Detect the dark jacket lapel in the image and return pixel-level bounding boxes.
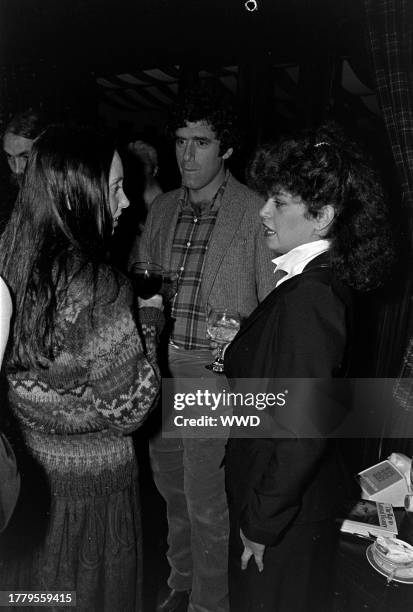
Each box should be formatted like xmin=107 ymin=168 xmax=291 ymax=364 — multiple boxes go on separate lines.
xmin=233 ymin=251 xmax=331 ymax=341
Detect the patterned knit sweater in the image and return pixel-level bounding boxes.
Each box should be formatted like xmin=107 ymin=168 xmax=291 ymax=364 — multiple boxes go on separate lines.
xmin=6 ymin=264 xmax=163 ymax=496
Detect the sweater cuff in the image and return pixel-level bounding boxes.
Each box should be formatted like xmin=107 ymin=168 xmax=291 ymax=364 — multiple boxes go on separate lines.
xmin=139 ymin=307 xmax=165 ymax=333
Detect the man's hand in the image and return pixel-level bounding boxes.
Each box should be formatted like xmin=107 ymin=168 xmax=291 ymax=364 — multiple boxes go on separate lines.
xmin=240 ymin=529 xmax=265 ymax=572
xmin=209 ymin=339 xmax=220 ymax=359
xmin=208 ymin=341 xmax=231 ymax=360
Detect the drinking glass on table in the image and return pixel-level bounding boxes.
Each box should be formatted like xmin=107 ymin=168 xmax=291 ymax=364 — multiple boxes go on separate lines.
xmin=130 ymin=262 xmax=164 ymax=299
xmin=206 ymin=309 xmax=241 ymax=373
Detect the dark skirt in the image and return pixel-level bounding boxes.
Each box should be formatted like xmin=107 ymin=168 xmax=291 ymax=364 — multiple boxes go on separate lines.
xmin=0 ymin=429 xmax=142 ymax=612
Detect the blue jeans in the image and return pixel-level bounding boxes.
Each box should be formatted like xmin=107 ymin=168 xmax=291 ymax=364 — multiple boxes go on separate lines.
xmin=150 ymin=346 xmax=229 ymax=612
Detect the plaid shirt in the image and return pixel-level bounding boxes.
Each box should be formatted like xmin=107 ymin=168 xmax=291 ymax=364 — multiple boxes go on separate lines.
xmin=169 ymin=172 xmax=229 ymax=349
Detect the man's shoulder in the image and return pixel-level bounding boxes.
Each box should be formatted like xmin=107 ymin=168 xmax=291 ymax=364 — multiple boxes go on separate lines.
xmin=225 ymin=174 xmax=264 ymax=208
xmin=151 ymin=188 xmax=181 ymax=208
xmin=145 ymin=188 xmax=181 ymax=230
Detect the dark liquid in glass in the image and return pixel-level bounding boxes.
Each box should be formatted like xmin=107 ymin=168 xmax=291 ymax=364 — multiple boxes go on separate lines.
xmin=133 ymin=273 xmax=163 ymax=299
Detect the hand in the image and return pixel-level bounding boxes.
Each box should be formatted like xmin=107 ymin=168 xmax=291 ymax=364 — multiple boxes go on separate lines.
xmin=240 ymin=529 xmax=265 ymax=572
xmin=138 ymin=294 xmax=163 ymax=310
xmin=209 ymin=341 xmax=231 ymax=360
xmin=209 ymin=339 xmax=220 ymax=359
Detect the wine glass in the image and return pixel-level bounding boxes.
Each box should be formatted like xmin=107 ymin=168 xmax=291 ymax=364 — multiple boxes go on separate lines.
xmin=206 ymin=309 xmax=241 ymax=373
xmin=130 ymin=261 xmax=164 ymax=299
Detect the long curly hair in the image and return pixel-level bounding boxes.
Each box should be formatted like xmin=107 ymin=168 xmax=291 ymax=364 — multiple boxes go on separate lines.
xmin=248 ymin=122 xmax=395 ymax=291
xmin=0 ymin=124 xmax=117 ymax=369
xmin=166 ymin=86 xmax=241 ymax=155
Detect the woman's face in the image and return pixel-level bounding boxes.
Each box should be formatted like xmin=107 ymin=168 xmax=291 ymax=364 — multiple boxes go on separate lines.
xmin=109 ymin=151 xmax=130 ymax=228
xmin=259 ymin=189 xmax=321 ymax=254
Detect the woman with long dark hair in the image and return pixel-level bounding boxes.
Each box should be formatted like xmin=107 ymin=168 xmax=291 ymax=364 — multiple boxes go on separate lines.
xmin=224 ymin=123 xmax=394 ymax=611
xmin=0 ymin=125 xmax=163 ymax=610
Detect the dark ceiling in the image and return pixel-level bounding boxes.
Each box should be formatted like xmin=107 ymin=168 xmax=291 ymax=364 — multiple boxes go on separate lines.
xmin=1 ymin=0 xmax=366 ymax=73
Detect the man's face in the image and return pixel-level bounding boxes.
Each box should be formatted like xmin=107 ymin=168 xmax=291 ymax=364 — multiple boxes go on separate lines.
xmin=175 ymin=121 xmax=232 ymax=196
xmin=3 ymin=132 xmax=34 ymax=184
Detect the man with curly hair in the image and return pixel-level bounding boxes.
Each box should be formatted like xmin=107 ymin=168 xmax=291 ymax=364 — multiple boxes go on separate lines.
xmin=130 ymin=87 xmax=274 ymax=612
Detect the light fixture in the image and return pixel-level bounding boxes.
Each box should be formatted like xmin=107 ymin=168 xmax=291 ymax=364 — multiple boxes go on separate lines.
xmin=244 ymin=0 xmax=258 ymax=12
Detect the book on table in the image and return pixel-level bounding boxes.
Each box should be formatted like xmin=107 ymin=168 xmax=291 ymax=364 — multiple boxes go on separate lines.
xmin=358 ymin=459 xmax=409 ymax=506
xmin=339 ymin=500 xmax=398 ymax=538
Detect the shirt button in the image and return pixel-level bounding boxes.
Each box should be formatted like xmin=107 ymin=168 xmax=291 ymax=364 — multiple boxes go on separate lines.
xmin=187 ymin=241 xmax=191 ymax=246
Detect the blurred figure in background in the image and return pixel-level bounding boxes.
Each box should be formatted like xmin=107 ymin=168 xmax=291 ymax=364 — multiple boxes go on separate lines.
xmin=128 ymin=140 xmax=163 ymax=213
xmin=0 ymin=124 xmax=163 ymax=610
xmin=0 ymin=108 xmax=46 ymax=235
xmin=2 ymin=108 xmax=46 ymax=186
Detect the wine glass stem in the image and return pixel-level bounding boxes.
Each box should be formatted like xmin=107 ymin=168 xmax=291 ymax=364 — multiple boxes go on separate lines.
xmin=215 ymin=345 xmax=224 ymax=364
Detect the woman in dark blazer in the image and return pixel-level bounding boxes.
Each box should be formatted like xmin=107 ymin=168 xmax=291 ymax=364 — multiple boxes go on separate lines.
xmin=224 ymin=123 xmax=394 ymax=611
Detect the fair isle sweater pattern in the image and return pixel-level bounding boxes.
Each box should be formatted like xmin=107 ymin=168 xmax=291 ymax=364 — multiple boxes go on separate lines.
xmin=8 ymin=266 xmax=163 ymax=438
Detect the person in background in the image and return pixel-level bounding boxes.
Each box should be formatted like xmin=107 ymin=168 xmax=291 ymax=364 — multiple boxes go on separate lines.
xmin=0 ymin=108 xmax=46 ymax=235
xmin=2 ymin=108 xmax=45 ymax=186
xmin=130 ymin=87 xmax=275 ymax=612
xmin=128 ymin=140 xmax=163 ymax=212
xmin=0 ymin=276 xmax=20 ymax=533
xmin=0 ymin=125 xmax=163 ymax=610
xmin=224 ymin=123 xmax=394 ymax=612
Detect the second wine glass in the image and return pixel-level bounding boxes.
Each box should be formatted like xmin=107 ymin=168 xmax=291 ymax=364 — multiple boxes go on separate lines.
xmin=206 ymin=309 xmax=240 ymax=373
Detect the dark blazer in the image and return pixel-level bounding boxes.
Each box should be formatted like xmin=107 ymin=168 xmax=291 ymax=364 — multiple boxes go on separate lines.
xmin=129 ymin=173 xmax=275 ymax=318
xmin=224 ymin=252 xmax=353 ymax=545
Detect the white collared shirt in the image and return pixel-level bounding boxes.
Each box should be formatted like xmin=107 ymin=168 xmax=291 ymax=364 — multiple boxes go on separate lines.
xmin=272 ymin=240 xmax=330 ymax=288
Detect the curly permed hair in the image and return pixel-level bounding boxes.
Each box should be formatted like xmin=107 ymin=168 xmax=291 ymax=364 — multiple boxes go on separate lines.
xmin=166 ymin=86 xmax=241 ymax=155
xmin=248 ymin=122 xmax=395 ymax=292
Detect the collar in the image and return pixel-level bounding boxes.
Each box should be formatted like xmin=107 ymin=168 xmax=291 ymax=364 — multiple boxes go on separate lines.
xmin=272 ymin=240 xmax=330 ymax=287
xmin=178 ymin=170 xmax=230 ymax=213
